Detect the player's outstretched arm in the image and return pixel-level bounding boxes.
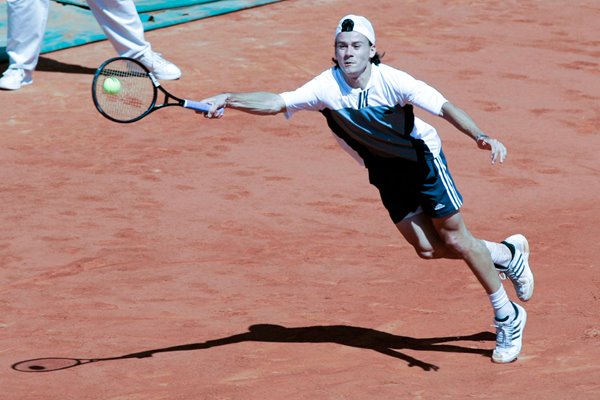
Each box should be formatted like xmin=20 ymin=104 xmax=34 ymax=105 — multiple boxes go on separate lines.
xmin=440 ymin=101 xmax=507 ymax=164
xmin=201 ymin=92 xmax=286 ymax=118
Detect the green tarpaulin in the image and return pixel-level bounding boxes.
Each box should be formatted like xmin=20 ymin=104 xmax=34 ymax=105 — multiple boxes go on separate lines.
xmin=0 ymin=0 xmax=283 ymax=63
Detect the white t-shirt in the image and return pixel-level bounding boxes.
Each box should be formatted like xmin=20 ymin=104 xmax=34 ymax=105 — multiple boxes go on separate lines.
xmin=280 ymin=64 xmax=448 ymax=163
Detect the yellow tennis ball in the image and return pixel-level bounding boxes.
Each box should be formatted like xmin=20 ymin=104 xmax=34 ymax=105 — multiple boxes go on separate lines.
xmin=103 ymin=76 xmax=121 ymax=95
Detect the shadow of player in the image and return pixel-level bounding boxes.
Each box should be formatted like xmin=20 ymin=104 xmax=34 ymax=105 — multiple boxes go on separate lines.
xmin=13 ymin=324 xmax=495 ymax=373
xmin=131 ymin=324 xmax=494 ymax=371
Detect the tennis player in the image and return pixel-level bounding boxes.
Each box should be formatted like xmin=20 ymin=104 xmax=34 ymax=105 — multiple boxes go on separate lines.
xmin=201 ymin=15 xmax=533 ymax=363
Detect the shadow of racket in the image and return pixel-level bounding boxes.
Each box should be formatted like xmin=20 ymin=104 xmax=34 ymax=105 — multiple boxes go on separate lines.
xmin=11 ymin=353 xmax=149 ymax=373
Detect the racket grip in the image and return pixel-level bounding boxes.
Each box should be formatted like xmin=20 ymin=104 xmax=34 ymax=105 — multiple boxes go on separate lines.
xmin=183 ymin=100 xmax=224 ymax=116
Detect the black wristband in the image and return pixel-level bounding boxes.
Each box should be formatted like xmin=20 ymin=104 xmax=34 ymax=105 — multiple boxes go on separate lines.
xmin=476 ymin=134 xmax=489 ymax=146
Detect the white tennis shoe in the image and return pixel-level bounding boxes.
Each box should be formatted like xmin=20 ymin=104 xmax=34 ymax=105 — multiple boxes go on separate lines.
xmin=497 ymin=234 xmax=534 ymax=302
xmin=0 ymin=68 xmax=32 ymax=90
xmin=492 ymin=302 xmax=527 ymax=363
xmin=136 ymin=51 xmax=181 ymax=80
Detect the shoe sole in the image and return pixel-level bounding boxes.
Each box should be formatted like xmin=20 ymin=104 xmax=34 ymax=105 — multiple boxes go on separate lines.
xmin=0 ymin=80 xmax=32 ymax=90
xmin=152 ymin=73 xmax=181 ymax=80
xmin=492 ymin=304 xmax=527 ymax=363
xmin=505 ymin=234 xmax=534 ymax=302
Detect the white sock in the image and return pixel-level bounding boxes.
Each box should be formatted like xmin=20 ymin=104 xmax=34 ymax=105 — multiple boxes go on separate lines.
xmin=483 ymin=240 xmax=512 ymax=268
xmin=489 ymin=285 xmax=514 ymax=321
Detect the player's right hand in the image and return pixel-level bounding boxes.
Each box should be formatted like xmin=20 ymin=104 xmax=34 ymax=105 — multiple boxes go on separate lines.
xmin=198 ymin=93 xmax=228 ymax=118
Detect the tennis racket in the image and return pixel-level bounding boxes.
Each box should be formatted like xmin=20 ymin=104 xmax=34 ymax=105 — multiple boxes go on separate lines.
xmin=92 ymin=56 xmax=221 ymax=123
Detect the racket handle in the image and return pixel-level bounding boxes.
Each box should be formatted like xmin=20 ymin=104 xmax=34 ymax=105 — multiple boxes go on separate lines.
xmin=183 ymin=100 xmax=224 ymax=116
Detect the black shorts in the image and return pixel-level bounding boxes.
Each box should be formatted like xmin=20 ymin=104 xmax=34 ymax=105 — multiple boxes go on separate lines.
xmin=365 ymin=150 xmax=463 ymax=223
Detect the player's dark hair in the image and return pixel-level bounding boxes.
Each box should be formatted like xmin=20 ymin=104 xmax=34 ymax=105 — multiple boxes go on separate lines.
xmin=333 ymin=18 xmax=382 ymax=68
xmin=341 ymin=18 xmax=354 ymax=32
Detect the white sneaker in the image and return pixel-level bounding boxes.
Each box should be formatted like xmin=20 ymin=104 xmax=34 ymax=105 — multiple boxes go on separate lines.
xmin=136 ymin=51 xmax=181 ymax=80
xmin=497 ymin=234 xmax=534 ymax=302
xmin=492 ymin=302 xmax=527 ymax=363
xmin=0 ymin=68 xmax=32 ymax=90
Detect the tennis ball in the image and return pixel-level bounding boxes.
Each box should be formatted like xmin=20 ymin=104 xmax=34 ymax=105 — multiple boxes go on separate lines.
xmin=103 ymin=76 xmax=121 ymax=95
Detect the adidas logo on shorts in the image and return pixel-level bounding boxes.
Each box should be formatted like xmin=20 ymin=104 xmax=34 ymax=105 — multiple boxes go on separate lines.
xmin=434 ymin=203 xmax=446 ymax=211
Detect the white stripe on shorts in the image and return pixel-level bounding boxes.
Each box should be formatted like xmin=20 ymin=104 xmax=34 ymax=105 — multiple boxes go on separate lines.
xmin=433 ymin=157 xmax=462 ymax=210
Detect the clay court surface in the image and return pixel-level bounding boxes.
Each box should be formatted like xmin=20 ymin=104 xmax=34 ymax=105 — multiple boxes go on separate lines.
xmin=1 ymin=0 xmax=599 ymax=398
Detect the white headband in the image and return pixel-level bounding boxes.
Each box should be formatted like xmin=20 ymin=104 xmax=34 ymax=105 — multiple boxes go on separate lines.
xmin=335 ymin=15 xmax=376 ymax=44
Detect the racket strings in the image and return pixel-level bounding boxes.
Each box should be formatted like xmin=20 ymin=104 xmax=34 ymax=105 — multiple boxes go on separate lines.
xmin=94 ymin=59 xmax=156 ymax=121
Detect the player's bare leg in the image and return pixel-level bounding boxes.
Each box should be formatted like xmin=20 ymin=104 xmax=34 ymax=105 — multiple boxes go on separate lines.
xmin=395 ymin=211 xmax=527 ymax=363
xmin=396 ymin=211 xmax=459 ymax=260
xmin=397 ymin=212 xmax=534 ymax=301
xmin=430 ymin=212 xmax=500 ymax=293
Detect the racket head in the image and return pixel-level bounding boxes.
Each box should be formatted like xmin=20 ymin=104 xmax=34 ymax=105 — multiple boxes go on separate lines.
xmin=12 ymin=357 xmax=95 ymax=372
xmin=92 ymin=57 xmax=158 ymax=123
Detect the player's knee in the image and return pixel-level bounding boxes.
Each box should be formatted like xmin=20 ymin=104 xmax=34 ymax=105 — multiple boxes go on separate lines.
xmin=413 ymin=246 xmax=446 ymax=260
xmin=401 ymin=231 xmax=449 ymax=260
xmin=415 ymin=249 xmax=436 ymax=260
xmin=440 ymin=234 xmax=472 ymax=257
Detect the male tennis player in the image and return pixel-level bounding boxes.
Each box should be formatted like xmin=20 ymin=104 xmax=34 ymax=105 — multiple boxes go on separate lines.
xmin=201 ymin=15 xmax=533 ymax=363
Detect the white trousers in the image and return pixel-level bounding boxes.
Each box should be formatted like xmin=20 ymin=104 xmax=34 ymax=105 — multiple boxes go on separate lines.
xmin=5 ymin=0 xmax=151 ymax=74
xmin=87 ymin=0 xmax=150 ymax=58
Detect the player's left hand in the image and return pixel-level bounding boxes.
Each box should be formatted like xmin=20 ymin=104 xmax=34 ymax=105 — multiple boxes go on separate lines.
xmin=476 ymin=135 xmax=507 ymax=165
